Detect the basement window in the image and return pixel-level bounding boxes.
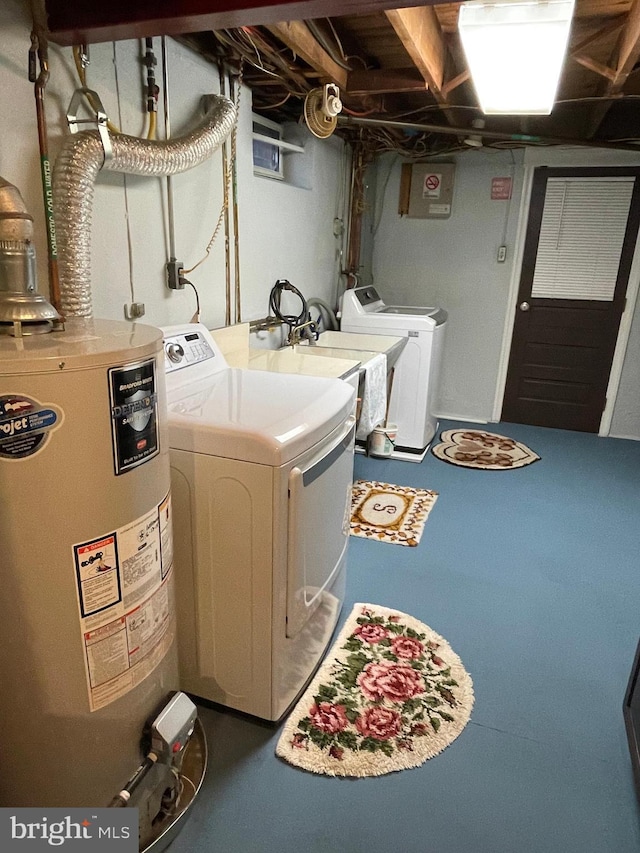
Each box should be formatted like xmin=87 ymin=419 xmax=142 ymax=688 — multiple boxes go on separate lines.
xmin=252 ymin=114 xmax=305 ymax=181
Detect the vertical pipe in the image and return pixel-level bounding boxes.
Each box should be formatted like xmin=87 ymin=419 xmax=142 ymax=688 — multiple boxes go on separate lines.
xmin=231 ymin=71 xmax=241 ymax=323
xmin=30 ymin=30 xmax=62 ymax=315
xmin=161 ymin=37 xmax=177 ymax=263
xmin=219 ymin=61 xmax=232 ymax=327
xmin=345 ymin=140 xmax=366 ymax=287
xmin=144 ymin=38 xmax=158 ymax=140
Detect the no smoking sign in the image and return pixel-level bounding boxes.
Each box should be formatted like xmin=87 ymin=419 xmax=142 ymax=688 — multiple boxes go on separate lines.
xmin=423 ymin=173 xmax=441 ymax=198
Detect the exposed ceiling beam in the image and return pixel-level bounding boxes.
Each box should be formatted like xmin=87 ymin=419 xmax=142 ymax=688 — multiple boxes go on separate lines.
xmin=607 ymin=0 xmax=640 ymax=93
xmin=441 ymin=70 xmax=470 ymax=98
xmin=265 ymin=21 xmax=348 ymax=88
xmin=42 ymin=0 xmax=443 ymax=45
xmin=573 ymin=53 xmax=618 ymax=81
xmin=384 ymin=7 xmax=447 ymax=98
xmin=346 ymin=68 xmax=428 ymax=96
xmin=569 ymin=17 xmax=626 ymax=56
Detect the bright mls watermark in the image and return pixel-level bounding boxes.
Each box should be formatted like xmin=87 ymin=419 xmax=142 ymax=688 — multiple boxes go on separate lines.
xmin=0 ymin=809 xmax=138 ymax=850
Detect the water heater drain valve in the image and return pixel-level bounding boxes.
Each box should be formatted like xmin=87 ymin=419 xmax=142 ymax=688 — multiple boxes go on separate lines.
xmin=109 ymin=692 xmax=197 ymax=808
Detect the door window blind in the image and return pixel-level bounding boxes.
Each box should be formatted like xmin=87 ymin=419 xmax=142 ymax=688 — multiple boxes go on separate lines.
xmin=531 ymin=177 xmax=635 ymax=301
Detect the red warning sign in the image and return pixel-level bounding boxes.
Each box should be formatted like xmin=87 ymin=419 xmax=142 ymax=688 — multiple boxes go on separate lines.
xmin=423 ymin=173 xmax=441 ymax=199
xmin=491 ymin=177 xmax=512 ymax=200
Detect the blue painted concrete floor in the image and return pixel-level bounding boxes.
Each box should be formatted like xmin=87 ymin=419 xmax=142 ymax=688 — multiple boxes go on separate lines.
xmin=169 ymin=421 xmax=640 ymax=853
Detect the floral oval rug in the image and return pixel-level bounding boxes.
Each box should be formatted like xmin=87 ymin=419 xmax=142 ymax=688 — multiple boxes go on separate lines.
xmin=431 ymin=429 xmax=540 ymax=470
xmin=276 ymin=604 xmax=474 ymax=777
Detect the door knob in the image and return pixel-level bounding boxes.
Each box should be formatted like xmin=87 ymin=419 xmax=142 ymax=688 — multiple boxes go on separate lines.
xmin=519 ymin=301 xmax=530 ymax=312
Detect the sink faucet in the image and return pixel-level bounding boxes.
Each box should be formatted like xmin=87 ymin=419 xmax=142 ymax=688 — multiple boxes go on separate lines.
xmin=288 ymin=319 xmax=318 ymax=346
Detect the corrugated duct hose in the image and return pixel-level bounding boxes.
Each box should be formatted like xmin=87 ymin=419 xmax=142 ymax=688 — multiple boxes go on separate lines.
xmin=307 ymin=297 xmax=338 ymax=332
xmin=52 ymin=94 xmax=236 ymax=318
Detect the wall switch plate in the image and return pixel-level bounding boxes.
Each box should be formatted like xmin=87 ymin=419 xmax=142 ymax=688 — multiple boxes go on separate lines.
xmin=497 ymin=245 xmax=507 ymax=263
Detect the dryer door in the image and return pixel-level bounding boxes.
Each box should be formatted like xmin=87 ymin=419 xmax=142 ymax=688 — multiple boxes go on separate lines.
xmin=286 ymin=414 xmax=355 ymax=638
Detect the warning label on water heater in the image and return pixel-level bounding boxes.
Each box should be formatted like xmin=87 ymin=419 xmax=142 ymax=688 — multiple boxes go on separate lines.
xmin=73 ymin=493 xmax=175 ymax=712
xmin=108 ymin=358 xmax=159 ymax=475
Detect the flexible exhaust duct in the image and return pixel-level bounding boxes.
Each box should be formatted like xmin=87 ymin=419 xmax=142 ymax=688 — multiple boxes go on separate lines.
xmin=53 ymin=95 xmax=236 ymax=318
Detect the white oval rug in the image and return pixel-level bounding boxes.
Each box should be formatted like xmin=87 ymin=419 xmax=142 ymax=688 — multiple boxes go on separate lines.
xmin=431 ymin=429 xmax=540 ymax=470
xmin=276 ymin=603 xmax=474 ymax=777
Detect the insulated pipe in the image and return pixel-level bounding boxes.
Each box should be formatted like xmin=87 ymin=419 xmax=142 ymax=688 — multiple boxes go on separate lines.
xmin=53 ymin=95 xmax=236 ymax=318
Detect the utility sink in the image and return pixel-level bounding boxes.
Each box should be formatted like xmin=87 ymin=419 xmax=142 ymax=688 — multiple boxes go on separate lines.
xmin=247 ymin=347 xmax=360 ymax=381
xmin=295 ymin=331 xmax=407 ymax=370
xmin=292 ymin=344 xmax=381 ymax=367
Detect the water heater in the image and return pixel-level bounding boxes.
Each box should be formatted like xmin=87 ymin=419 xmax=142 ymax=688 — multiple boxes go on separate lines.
xmin=0 ymin=318 xmax=179 ymax=808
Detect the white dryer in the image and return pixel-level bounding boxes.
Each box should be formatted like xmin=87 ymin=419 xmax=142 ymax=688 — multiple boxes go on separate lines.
xmin=162 ymin=324 xmax=356 ymax=721
xmin=340 ymin=286 xmax=447 ymax=462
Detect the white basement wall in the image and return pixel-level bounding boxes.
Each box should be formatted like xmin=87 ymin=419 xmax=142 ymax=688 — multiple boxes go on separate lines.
xmin=0 ymin=0 xmax=346 ymax=335
xmin=370 ymin=147 xmax=640 ymax=439
xmin=370 ymin=149 xmax=525 ymax=424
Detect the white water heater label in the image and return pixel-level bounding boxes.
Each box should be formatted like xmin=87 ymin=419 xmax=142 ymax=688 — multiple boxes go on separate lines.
xmin=0 ymin=394 xmax=63 ymax=460
xmin=73 ymin=492 xmax=175 ymax=711
xmin=108 ymin=358 xmax=159 ymax=475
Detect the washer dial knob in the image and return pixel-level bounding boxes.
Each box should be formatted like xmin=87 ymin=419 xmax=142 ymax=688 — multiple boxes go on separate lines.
xmin=166 ymin=342 xmax=185 ymax=363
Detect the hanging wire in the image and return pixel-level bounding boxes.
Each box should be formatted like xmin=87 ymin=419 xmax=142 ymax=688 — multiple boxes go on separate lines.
xmin=325 ymin=18 xmax=348 ymax=63
xmin=112 ymin=41 xmax=137 ymax=306
xmin=183 ymin=60 xmax=244 ymax=275
xmin=179 ymin=276 xmax=201 ymax=322
xmin=253 ymin=92 xmax=292 ymax=110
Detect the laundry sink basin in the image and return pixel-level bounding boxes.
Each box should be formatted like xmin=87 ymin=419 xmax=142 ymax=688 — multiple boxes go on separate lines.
xmin=292 ymin=344 xmax=380 ymax=368
xmin=248 ymin=347 xmax=360 ymax=380
xmin=297 ymin=331 xmax=407 ymax=370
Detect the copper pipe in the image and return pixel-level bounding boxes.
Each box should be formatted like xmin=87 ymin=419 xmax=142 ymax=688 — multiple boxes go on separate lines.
xmin=344 ymin=140 xmax=368 ymax=285
xmin=219 ymin=61 xmax=232 ymax=326
xmin=231 ymin=72 xmax=241 ymax=323
xmin=30 ymin=29 xmax=62 ymax=316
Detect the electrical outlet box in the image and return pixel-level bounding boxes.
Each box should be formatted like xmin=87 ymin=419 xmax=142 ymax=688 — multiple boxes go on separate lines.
xmin=399 ymin=163 xmax=455 ymax=219
xmin=166 ymin=258 xmax=184 ymax=290
xmin=497 ymin=245 xmax=507 ymax=263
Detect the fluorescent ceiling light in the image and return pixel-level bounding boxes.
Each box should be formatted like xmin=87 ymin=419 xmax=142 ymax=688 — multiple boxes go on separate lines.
xmin=458 ymin=0 xmax=576 ymax=115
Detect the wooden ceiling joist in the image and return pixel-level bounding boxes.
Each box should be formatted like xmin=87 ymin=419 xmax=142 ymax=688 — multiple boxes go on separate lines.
xmin=441 ymin=69 xmax=470 ymax=98
xmin=573 ymin=53 xmax=618 ymax=79
xmin=347 ymin=68 xmax=429 ymax=95
xmin=607 ymin=0 xmax=640 ymax=91
xmin=265 ymin=20 xmax=348 ymax=89
xmin=384 ymin=7 xmax=447 ymax=98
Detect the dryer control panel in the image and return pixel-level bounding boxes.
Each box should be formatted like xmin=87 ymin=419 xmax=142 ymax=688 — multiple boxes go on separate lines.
xmin=163 ymin=329 xmax=215 ymax=373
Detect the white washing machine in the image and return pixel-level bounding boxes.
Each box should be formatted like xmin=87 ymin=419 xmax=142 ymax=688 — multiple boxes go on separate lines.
xmin=340 ymin=286 xmax=447 ymax=462
xmin=162 ymin=324 xmax=356 ymax=721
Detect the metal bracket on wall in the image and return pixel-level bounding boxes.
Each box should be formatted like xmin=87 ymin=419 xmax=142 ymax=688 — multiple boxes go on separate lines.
xmin=66 ymin=87 xmax=113 ymax=162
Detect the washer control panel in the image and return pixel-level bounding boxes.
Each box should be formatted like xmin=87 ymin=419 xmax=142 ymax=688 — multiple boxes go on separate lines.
xmin=163 ymin=330 xmax=215 ymax=373
xmin=355 ymin=286 xmax=381 ymax=306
